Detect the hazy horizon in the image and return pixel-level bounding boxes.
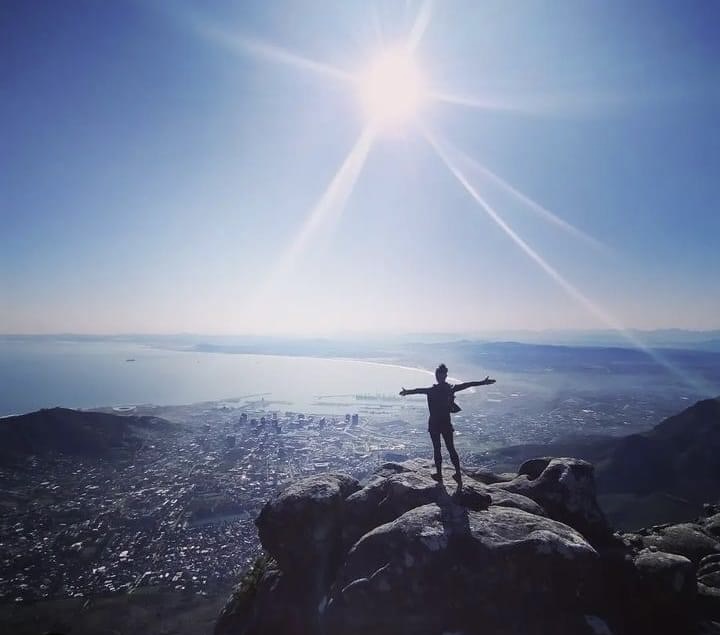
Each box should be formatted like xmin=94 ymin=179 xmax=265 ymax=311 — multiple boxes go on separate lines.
xmin=2 ymin=327 xmax=720 ymax=341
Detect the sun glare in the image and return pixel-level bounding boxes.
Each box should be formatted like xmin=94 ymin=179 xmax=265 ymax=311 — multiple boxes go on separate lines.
xmin=357 ymin=48 xmax=426 ymax=126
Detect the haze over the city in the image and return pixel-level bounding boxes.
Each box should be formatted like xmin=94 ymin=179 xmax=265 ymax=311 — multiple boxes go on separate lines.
xmin=3 ymin=1 xmax=720 ymax=336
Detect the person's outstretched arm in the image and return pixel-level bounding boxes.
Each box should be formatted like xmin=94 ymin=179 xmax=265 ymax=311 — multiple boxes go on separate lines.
xmin=453 ymin=376 xmax=496 ymax=392
xmin=399 ymin=387 xmax=431 ymax=396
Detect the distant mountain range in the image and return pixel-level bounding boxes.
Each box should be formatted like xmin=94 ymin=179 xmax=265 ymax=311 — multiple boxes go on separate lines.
xmin=4 ymin=329 xmax=720 ymax=352
xmin=485 ymin=397 xmax=720 ymax=529
xmin=0 ymin=407 xmax=173 ymax=462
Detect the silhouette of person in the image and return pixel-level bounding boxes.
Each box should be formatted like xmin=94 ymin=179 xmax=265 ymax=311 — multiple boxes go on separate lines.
xmin=400 ymin=363 xmax=495 ymax=486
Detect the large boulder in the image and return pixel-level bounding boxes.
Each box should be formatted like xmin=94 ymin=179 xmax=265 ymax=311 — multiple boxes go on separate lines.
xmin=326 ymin=503 xmax=600 ymax=635
xmin=631 ymin=550 xmax=697 ymax=632
xmin=255 ymin=474 xmax=359 ymax=585
xmin=493 ymin=457 xmax=612 ymax=544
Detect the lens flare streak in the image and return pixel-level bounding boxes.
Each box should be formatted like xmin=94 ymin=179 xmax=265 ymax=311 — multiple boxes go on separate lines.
xmin=199 ymin=23 xmax=353 ymax=83
xmin=430 ymin=90 xmax=630 ymax=118
xmin=422 ymin=126 xmax=708 ymax=392
xmin=242 ymin=37 xmax=353 ymax=83
xmin=448 ymin=142 xmax=609 ymax=253
xmin=407 ymin=0 xmax=434 ymax=53
xmin=262 ymin=124 xmax=377 ymax=293
xmin=423 ymin=127 xmax=611 ymax=322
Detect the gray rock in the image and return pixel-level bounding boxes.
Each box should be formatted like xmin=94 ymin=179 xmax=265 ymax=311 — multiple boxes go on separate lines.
xmin=256 ymin=473 xmax=359 ymax=582
xmin=464 ymin=466 xmax=517 ymax=485
xmin=343 ymin=468 xmax=451 ymax=548
xmin=584 ymin=615 xmax=614 ymax=635
xmin=360 ymin=461 xmax=412 ymax=486
xmin=632 ymin=549 xmax=697 ymax=631
xmin=697 ymin=582 xmax=720 ymax=622
xmin=705 ymin=513 xmax=720 ymax=537
xmin=493 ymin=458 xmax=611 ymax=544
xmin=392 ymin=457 xmax=463 ymax=482
xmin=704 ymin=503 xmax=720 ymax=517
xmin=485 ymin=485 xmax=548 ymax=517
xmin=454 ymin=481 xmax=492 ymax=511
xmin=634 ymin=549 xmax=695 ymax=593
xmin=215 ymin=557 xmax=311 ymax=635
xmin=699 ymin=553 xmax=720 ymax=588
xmin=641 ymin=523 xmax=720 ymax=564
xmin=518 ymin=457 xmax=553 ymax=480
xmin=327 ymin=503 xmax=599 ymax=635
xmin=344 ymin=461 xmax=539 ymax=551
xmin=618 ymin=532 xmax=644 ymax=550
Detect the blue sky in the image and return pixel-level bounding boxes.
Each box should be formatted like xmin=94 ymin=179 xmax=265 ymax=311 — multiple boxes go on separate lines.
xmin=2 ymin=0 xmax=719 ymax=335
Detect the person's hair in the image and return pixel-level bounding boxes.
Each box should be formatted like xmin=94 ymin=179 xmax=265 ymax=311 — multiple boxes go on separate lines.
xmin=435 ymin=363 xmax=448 ymax=378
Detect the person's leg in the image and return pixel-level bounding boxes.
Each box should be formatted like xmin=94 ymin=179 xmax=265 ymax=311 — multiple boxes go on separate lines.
xmin=441 ymin=429 xmax=462 ymax=483
xmin=429 ymin=431 xmax=443 ymax=480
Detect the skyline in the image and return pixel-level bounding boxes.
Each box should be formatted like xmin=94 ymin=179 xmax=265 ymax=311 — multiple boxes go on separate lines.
xmin=3 ymin=1 xmax=720 ymax=336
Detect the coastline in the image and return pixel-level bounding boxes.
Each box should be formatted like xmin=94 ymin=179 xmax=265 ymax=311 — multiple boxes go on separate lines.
xmin=0 ymin=342 xmax=438 ymax=417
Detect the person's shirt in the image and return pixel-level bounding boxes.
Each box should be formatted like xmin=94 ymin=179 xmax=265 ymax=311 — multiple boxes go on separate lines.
xmin=427 ymin=382 xmax=455 ymax=419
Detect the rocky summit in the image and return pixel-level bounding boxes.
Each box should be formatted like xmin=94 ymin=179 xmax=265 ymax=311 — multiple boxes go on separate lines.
xmin=215 ymin=458 xmax=720 ymax=635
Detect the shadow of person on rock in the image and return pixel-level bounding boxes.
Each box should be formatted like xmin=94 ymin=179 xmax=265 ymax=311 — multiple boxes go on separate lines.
xmin=400 ymin=363 xmax=495 ymax=487
xmin=438 ymin=494 xmax=472 ymax=538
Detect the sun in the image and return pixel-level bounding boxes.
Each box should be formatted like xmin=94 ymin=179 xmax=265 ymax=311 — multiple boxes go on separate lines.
xmin=357 ymin=47 xmax=426 ymax=126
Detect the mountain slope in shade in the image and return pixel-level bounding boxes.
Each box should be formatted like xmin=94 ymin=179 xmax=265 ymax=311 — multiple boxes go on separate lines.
xmin=485 ymin=397 xmax=720 ymax=529
xmin=0 ymin=407 xmax=173 ymax=461
xmin=598 ymin=397 xmax=720 ymax=491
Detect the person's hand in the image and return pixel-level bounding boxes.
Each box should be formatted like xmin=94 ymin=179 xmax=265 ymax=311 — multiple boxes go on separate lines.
xmin=482 ymin=376 xmax=496 ymax=385
xmin=400 ymin=388 xmax=408 ymax=396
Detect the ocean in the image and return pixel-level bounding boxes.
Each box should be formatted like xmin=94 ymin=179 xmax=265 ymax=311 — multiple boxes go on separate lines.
xmin=0 ymin=339 xmax=434 ymax=416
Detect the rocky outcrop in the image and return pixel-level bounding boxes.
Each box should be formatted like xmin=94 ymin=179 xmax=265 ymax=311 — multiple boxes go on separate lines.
xmin=492 ymin=457 xmax=612 ymax=545
xmin=328 ymin=504 xmax=600 ymax=635
xmin=216 ymin=459 xmax=717 ymax=635
xmin=638 ymin=523 xmax=720 ymax=564
xmin=255 ymin=473 xmax=359 ymax=592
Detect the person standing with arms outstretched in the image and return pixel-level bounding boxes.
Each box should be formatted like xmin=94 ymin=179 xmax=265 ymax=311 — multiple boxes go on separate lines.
xmin=400 ymin=363 xmax=495 ymax=486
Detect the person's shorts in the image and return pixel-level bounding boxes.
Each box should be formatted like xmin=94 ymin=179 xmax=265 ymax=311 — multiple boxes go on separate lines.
xmin=428 ymin=416 xmax=453 ymax=435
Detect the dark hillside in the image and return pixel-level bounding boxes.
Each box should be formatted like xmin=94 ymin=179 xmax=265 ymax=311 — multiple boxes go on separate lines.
xmin=0 ymin=407 xmax=172 ymax=461
xmin=485 ymin=397 xmax=720 ymax=529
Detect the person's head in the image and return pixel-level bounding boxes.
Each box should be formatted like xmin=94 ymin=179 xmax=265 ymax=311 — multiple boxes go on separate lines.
xmin=435 ymin=363 xmax=448 ymax=383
